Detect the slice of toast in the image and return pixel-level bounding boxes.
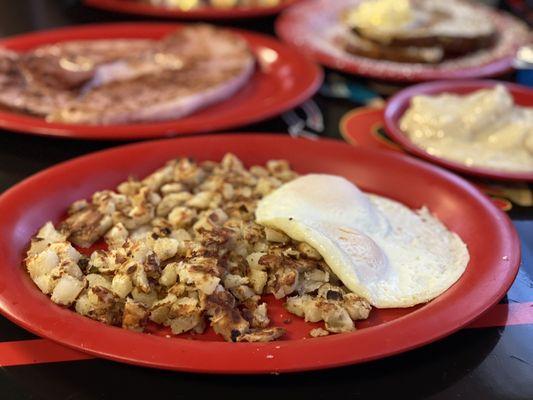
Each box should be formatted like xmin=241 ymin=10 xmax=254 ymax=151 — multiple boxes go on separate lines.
xmin=343 ymin=31 xmax=444 ymax=64
xmin=347 ymin=0 xmax=496 ymax=57
xmin=352 ymin=27 xmax=497 ymax=56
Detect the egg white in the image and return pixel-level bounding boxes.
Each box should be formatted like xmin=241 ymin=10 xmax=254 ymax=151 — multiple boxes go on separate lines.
xmin=256 ymin=174 xmax=469 ymax=308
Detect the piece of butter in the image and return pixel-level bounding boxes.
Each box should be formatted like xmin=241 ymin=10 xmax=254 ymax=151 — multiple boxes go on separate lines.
xmin=345 ymin=0 xmax=412 ymax=30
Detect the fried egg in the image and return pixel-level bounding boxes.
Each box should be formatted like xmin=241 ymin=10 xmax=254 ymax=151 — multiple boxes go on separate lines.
xmin=255 ymin=174 xmax=469 ymax=308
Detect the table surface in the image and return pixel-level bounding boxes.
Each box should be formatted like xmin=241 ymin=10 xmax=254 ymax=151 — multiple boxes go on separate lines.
xmin=0 ymin=1 xmax=531 ymax=399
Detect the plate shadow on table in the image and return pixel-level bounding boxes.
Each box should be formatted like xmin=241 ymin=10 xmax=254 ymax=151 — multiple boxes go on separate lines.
xmin=1 ymin=325 xmax=505 ymax=400
xmin=0 ymin=116 xmax=289 ymax=194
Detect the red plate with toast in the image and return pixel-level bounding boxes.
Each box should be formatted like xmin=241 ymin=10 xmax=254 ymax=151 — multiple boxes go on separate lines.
xmin=276 ymin=0 xmax=528 ymax=82
xmin=85 ymin=0 xmax=301 ymax=19
xmin=0 ymin=23 xmax=322 ymax=140
xmin=0 ymin=134 xmax=519 ymax=373
xmin=384 ymin=80 xmax=533 ymax=182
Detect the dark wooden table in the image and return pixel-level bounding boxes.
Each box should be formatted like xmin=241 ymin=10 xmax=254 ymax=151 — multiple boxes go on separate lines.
xmin=0 ymin=1 xmax=531 ymax=399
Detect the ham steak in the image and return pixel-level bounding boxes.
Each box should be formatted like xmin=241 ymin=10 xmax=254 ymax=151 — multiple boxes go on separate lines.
xmin=0 ymin=25 xmax=255 ymax=124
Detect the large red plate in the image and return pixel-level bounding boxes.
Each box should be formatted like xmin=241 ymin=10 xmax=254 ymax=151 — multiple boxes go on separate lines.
xmin=84 ymin=0 xmax=301 ymax=19
xmin=0 ymin=134 xmax=519 ymax=374
xmin=275 ymin=0 xmax=529 ymax=82
xmin=0 ymin=24 xmax=322 ymax=140
xmin=384 ymin=80 xmax=533 ymax=182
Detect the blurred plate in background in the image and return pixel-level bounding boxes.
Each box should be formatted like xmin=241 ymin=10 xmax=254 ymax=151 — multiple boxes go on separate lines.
xmin=84 ymin=0 xmax=302 ymax=19
xmin=276 ymin=0 xmax=529 ymax=82
xmin=384 ymin=80 xmax=533 ymax=182
xmin=0 ymin=23 xmax=322 ymax=140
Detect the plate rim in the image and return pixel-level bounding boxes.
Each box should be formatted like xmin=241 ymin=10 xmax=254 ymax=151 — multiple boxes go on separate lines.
xmin=0 ymin=23 xmax=323 ymax=140
xmin=0 ymin=134 xmax=521 ymax=374
xmin=383 ymin=79 xmax=533 ymax=182
xmin=84 ymin=0 xmax=302 ymax=19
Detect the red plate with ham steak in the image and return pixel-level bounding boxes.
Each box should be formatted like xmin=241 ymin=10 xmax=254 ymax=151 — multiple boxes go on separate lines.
xmin=0 ymin=23 xmax=322 ymax=140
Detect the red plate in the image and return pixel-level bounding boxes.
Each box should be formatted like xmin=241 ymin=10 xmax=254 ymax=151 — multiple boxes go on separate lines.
xmin=275 ymin=0 xmax=529 ymax=82
xmin=0 ymin=134 xmax=519 ymax=373
xmin=340 ymin=107 xmax=403 ymax=153
xmin=0 ymin=23 xmax=322 ymax=140
xmin=84 ymin=0 xmax=301 ymax=19
xmin=384 ymin=80 xmax=533 ymax=182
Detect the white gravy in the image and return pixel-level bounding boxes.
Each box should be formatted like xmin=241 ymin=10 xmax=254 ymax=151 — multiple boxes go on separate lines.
xmin=400 ymin=85 xmax=533 ymax=173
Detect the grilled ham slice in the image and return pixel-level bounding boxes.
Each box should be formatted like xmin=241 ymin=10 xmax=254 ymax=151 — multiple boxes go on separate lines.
xmin=49 ymin=58 xmax=254 ymax=124
xmin=0 ymin=25 xmax=254 ymax=124
xmin=0 ymin=48 xmax=75 ymax=115
xmin=18 ymin=39 xmax=155 ymax=91
xmin=51 ymin=26 xmax=254 ymax=124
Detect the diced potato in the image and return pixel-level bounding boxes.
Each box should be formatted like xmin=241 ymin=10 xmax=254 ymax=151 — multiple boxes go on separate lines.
xmin=170 ymin=297 xmax=198 ymax=316
xmin=26 ymin=248 xmax=59 ymax=279
xmin=156 ymin=192 xmax=192 ymax=216
xmin=89 ymin=250 xmax=110 ymax=273
xmin=285 ymin=295 xmax=322 ymax=322
xmin=149 ymin=294 xmax=177 ymax=324
xmin=169 ymin=315 xmax=201 ymax=335
xmin=248 ymin=269 xmax=267 ymax=294
xmin=220 ymin=153 xmax=244 ymax=172
xmin=322 ymin=304 xmax=354 ymax=333
xmin=170 ymin=228 xmax=191 ymax=242
xmin=152 ymin=237 xmax=179 ymax=261
xmin=33 ymin=274 xmax=55 ymax=294
xmin=343 ymin=293 xmax=372 ymax=320
xmin=131 ymin=287 xmax=158 ymax=307
xmin=297 ymin=242 xmax=322 ymax=260
xmin=63 ymin=263 xmax=83 ymax=280
xmin=250 ymin=303 xmax=270 ymax=328
xmin=160 ymin=183 xmax=186 ymax=196
xmin=132 ymin=264 xmax=150 ymax=293
xmin=105 ymin=223 xmax=128 ymax=248
xmin=168 ymin=206 xmax=196 ymax=228
xmin=142 ymin=164 xmax=173 ymax=191
xmin=255 ymin=177 xmax=281 ymax=197
xmin=177 ymin=263 xmax=220 ymax=295
xmin=246 ymin=252 xmax=266 ymax=270
xmin=264 ymin=227 xmax=289 ymax=243
xmin=159 ymin=263 xmax=178 ymax=287
xmin=309 ymin=328 xmax=329 ymax=337
xmin=186 ymin=191 xmax=212 ymax=209
xmin=249 ymin=165 xmax=269 ymax=177
xmin=221 ymin=183 xmax=234 ymax=200
xmin=223 ymin=274 xmax=249 ymax=289
xmin=111 ymin=274 xmax=133 ymax=298
xmin=122 ymin=298 xmax=149 ymax=332
xmin=129 ymin=241 xmax=151 ymax=263
xmin=75 ymin=292 xmax=92 ymax=316
xmin=51 ymin=275 xmax=84 ymax=306
xmin=197 ymin=275 xmax=220 ymax=295
xmin=231 ymin=285 xmax=256 ymax=301
xmin=129 ymin=225 xmax=152 ymax=241
xmin=27 ymin=222 xmax=65 ymax=257
xmin=86 ymin=273 xmax=112 ymax=290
